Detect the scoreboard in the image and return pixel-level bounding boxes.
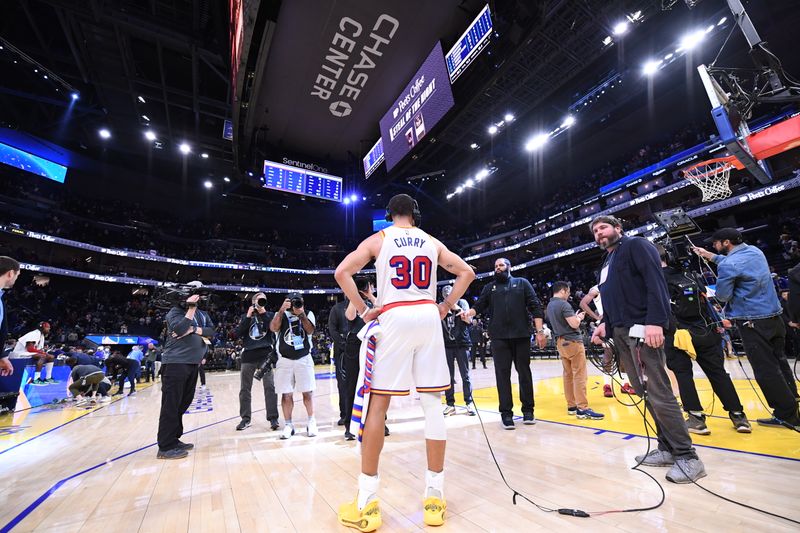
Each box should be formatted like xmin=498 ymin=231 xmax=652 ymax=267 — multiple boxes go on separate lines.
xmin=262 ymin=159 xmax=342 ymax=202
xmin=445 ymin=4 xmax=493 ymax=83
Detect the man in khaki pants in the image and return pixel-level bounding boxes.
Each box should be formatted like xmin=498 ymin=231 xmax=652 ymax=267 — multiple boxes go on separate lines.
xmin=545 ymin=282 xmax=604 ymax=420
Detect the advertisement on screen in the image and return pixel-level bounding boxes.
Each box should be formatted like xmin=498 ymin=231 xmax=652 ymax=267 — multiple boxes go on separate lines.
xmin=379 ymin=41 xmax=454 ymax=172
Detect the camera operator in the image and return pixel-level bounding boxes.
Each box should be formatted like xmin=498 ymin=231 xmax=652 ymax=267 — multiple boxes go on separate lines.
xmin=692 ymin=228 xmax=800 ymax=430
xmin=328 ymin=296 xmax=350 ymax=427
xmin=656 ymin=244 xmax=751 ymax=435
xmin=156 ymin=292 xmax=215 ymax=459
xmin=235 ymin=292 xmax=279 ymax=432
xmin=270 ymin=292 xmax=317 ymax=439
xmin=0 ymin=257 xmax=21 ymax=377
xmin=590 ymin=216 xmax=706 ymax=484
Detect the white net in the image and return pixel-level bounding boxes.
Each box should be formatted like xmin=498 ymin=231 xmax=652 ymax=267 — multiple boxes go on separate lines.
xmin=684 ymin=159 xmax=734 ymax=202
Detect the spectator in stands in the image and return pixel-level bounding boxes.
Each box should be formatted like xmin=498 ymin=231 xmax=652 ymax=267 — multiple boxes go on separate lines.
xmin=11 ymin=322 xmax=56 ymax=384
xmin=693 ymin=228 xmax=800 ymax=431
xmin=0 ymin=256 xmax=21 ymax=377
xmin=591 ymin=215 xmax=706 ymax=484
xmin=465 ymin=258 xmax=546 ymax=429
xmin=546 ymin=281 xmax=603 ymax=420
xmin=270 ymin=293 xmax=317 ymax=440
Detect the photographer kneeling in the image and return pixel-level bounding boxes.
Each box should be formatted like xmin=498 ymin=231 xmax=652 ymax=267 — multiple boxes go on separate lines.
xmin=236 ymin=292 xmax=280 ymax=431
xmin=270 ymin=292 xmax=317 ymax=440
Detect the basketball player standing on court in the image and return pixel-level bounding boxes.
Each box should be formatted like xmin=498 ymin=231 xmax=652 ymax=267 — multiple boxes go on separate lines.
xmin=334 ymin=194 xmax=475 ymax=531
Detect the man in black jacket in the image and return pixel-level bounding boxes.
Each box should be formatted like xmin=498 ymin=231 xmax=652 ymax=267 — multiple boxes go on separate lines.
xmin=0 ymin=256 xmax=21 ymax=377
xmin=328 ymin=297 xmax=350 ymax=426
xmin=156 ymin=291 xmax=215 ymax=459
xmin=235 ymin=292 xmax=279 ymax=431
xmin=465 ymin=258 xmax=546 ymax=429
xmin=590 ymin=216 xmax=706 ymax=484
xmin=657 ymin=245 xmax=750 ymax=435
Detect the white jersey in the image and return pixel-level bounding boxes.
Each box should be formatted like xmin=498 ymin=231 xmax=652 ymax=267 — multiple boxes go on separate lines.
xmin=590 ymin=284 xmax=604 ymax=318
xmin=11 ymin=329 xmax=44 ymax=358
xmin=375 ymin=225 xmax=439 ymax=307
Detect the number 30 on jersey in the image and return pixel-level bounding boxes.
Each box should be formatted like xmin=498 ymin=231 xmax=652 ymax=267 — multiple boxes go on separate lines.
xmin=389 ymin=255 xmax=432 ymax=289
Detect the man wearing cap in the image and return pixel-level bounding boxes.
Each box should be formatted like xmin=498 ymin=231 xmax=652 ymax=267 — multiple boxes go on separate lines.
xmin=11 ymin=322 xmax=56 ymax=384
xmin=692 ymin=228 xmax=800 ymax=431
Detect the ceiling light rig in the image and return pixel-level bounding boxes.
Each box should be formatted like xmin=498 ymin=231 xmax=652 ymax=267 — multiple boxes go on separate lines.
xmin=446 ymin=165 xmax=499 ymax=200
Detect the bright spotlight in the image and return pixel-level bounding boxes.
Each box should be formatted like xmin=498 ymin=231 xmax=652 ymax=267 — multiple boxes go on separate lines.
xmin=203 ymin=180 xmax=213 ymax=189
xmin=561 ymin=115 xmax=576 ymax=128
xmin=137 ymin=96 xmax=146 ymax=103
xmin=630 ymin=10 xmax=643 ymax=21
xmin=612 ymin=21 xmax=629 ymax=36
xmin=680 ymin=29 xmax=705 ymax=51
xmin=488 ymin=125 xmax=498 ymax=135
xmin=70 ymin=92 xmax=79 ymax=101
xmin=642 ymin=60 xmax=661 ymax=75
xmin=455 ymin=186 xmax=464 ymax=194
xmin=504 ymin=113 xmax=514 ymax=122
xmin=350 ymin=194 xmax=358 ymax=202
xmin=343 ymin=197 xmax=351 ymax=205
xmin=717 ymin=17 xmax=727 ymax=26
xmin=141 ymin=115 xmax=150 ymax=122
xmin=223 ymin=177 xmax=231 ymax=183
xmin=470 ymin=142 xmax=479 ymax=149
xmin=98 ymin=129 xmax=111 ymax=139
xmin=201 ymin=152 xmax=209 ymax=159
xmin=179 ymin=143 xmax=191 ymax=154
xmin=465 ymin=178 xmax=474 ymax=187
xmin=476 ymin=168 xmax=490 ymax=180
xmin=602 ymin=35 xmax=613 ymax=46
xmin=144 ymin=130 xmax=156 ymax=141
xmin=525 ymin=133 xmax=549 ymax=151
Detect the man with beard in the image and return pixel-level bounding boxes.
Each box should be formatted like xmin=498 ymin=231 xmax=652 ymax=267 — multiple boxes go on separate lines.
xmin=464 ymin=258 xmax=546 ymax=429
xmin=590 ymin=216 xmax=706 ymax=484
xmin=692 ymin=228 xmax=800 ymax=430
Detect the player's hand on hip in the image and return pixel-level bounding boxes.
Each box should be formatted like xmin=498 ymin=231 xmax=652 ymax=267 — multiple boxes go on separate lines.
xmin=644 ymin=325 xmax=664 ymax=349
xmin=363 ymin=307 xmax=381 ymax=322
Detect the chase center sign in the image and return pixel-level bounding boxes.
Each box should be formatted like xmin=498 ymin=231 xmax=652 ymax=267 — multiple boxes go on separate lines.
xmin=311 ymin=14 xmax=400 ymax=118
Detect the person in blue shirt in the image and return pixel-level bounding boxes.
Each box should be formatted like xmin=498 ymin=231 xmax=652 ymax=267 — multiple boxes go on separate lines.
xmin=692 ymin=228 xmax=800 ymax=431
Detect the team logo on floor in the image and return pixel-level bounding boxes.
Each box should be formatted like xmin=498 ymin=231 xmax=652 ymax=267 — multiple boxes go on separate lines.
xmin=186 ymin=388 xmax=213 ymax=414
xmin=0 ymin=425 xmax=29 ymax=436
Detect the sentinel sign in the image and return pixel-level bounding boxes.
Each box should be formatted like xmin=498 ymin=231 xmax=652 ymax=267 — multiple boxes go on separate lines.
xmin=311 ymin=14 xmax=400 ymax=118
xmin=379 ymin=42 xmax=454 ymax=172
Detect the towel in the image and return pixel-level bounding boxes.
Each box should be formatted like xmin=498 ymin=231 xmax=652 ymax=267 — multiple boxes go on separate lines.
xmin=351 ymin=320 xmax=382 ymax=450
xmin=673 ymin=329 xmax=697 ymax=360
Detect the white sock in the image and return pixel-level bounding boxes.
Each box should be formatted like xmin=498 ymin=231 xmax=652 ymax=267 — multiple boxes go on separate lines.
xmin=620 ymin=372 xmax=628 ymax=384
xmin=425 ymin=469 xmax=444 ymax=500
xmin=604 ymin=374 xmax=612 ymax=386
xmin=357 ymin=473 xmax=379 ymax=510
xmin=45 ymin=362 xmax=54 ymax=379
xmin=285 ymin=420 xmax=293 ymax=427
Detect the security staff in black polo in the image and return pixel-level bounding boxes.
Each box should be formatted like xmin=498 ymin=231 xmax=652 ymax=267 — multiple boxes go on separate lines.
xmin=656 ymin=245 xmax=751 ymax=435
xmin=156 ymin=291 xmax=215 ymax=460
xmin=465 ymin=258 xmax=546 ymax=429
xmin=328 ymin=297 xmax=350 ymax=426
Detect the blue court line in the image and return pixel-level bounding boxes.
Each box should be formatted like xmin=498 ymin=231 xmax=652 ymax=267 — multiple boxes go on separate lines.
xmin=623 ymin=434 xmax=636 ymax=440
xmin=0 ymin=408 xmax=262 ymax=533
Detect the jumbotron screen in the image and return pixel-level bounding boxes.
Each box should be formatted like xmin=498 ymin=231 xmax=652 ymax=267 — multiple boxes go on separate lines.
xmin=379 ymin=42 xmax=455 ymax=172
xmin=0 ymin=141 xmax=67 ymax=183
xmin=262 ymin=159 xmax=342 ymax=202
xmin=445 ymin=4 xmax=493 ymax=82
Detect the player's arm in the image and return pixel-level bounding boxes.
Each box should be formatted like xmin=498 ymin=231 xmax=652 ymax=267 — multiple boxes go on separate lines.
xmin=436 ymin=239 xmax=476 ymax=317
xmin=335 ymin=233 xmax=382 ymax=320
xmin=579 ymin=289 xmax=601 ymax=322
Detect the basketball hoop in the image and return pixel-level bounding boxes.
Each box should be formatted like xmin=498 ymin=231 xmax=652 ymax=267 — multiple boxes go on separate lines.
xmin=681 ymin=156 xmax=743 ymax=202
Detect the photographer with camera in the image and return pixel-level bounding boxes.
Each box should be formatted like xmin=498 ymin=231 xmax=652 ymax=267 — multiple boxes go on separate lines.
xmin=156 ymin=291 xmax=215 ymax=460
xmin=692 ymin=228 xmax=800 ymax=431
xmin=270 ymin=292 xmax=317 ymax=439
xmin=235 ymin=292 xmax=279 ymax=432
xmin=656 ymin=244 xmax=751 ymax=435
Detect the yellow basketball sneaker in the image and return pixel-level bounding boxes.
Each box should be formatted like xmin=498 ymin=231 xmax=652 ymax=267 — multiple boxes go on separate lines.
xmin=338 ymin=499 xmax=382 ymax=532
xmin=423 ymin=496 xmax=446 ymax=526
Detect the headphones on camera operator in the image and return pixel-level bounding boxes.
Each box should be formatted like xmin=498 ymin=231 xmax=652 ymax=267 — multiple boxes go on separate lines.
xmin=384 ymin=194 xmax=422 ymax=227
